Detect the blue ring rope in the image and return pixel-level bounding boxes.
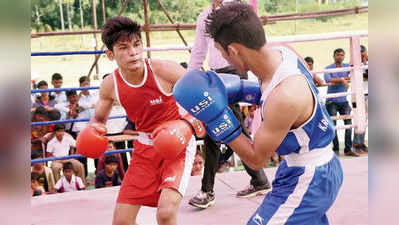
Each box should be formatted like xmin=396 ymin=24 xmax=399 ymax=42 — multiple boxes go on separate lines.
xmin=31 ymin=50 xmax=106 ymax=56
xmin=31 ymin=115 xmax=127 ymax=126
xmin=31 ymin=148 xmax=134 ymax=165
xmin=31 ymin=86 xmax=99 ymax=94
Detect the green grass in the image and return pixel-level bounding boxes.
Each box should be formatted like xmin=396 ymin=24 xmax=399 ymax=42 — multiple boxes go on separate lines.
xmin=31 ymin=13 xmax=368 ymax=87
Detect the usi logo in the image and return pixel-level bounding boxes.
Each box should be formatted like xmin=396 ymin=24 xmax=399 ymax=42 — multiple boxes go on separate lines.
xmin=150 ymin=96 xmax=163 ymax=105
xmin=190 ymin=92 xmax=214 ymax=115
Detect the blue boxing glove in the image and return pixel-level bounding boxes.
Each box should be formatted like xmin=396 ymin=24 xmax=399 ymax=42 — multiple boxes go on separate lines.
xmin=173 ymin=70 xmax=241 ymax=143
xmin=218 ymin=73 xmax=262 ymax=105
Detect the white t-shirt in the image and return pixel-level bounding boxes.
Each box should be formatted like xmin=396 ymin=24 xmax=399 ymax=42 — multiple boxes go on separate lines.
xmin=50 ymin=92 xmax=67 ymax=105
xmin=54 ymin=175 xmax=85 ymax=192
xmin=73 ymin=93 xmax=98 ymax=132
xmin=46 ymin=135 xmax=76 ymax=157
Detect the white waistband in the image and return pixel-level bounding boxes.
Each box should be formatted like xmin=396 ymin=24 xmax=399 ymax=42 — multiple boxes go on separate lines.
xmin=137 ymin=132 xmax=153 ymax=146
xmin=284 ymin=147 xmax=334 ymax=167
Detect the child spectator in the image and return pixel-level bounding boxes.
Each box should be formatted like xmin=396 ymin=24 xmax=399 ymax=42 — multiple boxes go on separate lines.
xmin=73 ymin=76 xmax=99 ymax=176
xmin=95 ymin=155 xmax=122 ymax=188
xmin=55 ymin=162 xmax=85 ymax=193
xmin=46 ymin=124 xmax=86 ymax=184
xmin=244 ymin=105 xmax=257 ymax=135
xmin=55 ymin=90 xmax=82 ymax=135
xmin=191 ymin=152 xmax=204 ymax=176
xmin=304 ymin=56 xmax=323 ymax=86
xmin=31 ymin=151 xmax=56 ymax=193
xmin=96 ymin=141 xmax=125 ymax=180
xmin=49 ymin=73 xmax=67 ymax=105
xmin=32 ymin=80 xmax=57 ymax=112
xmin=31 ymin=106 xmax=53 ymax=155
xmin=31 ymin=172 xmax=46 ymax=197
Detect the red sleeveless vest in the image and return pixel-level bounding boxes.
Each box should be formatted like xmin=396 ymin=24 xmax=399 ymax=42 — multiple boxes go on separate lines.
xmin=112 ymin=59 xmax=181 ymax=132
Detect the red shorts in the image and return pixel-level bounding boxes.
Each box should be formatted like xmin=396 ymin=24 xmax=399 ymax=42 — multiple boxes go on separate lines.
xmin=116 ymin=136 xmax=196 ymax=207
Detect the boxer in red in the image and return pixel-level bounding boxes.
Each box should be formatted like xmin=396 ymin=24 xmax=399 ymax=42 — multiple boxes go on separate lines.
xmin=76 ymin=16 xmax=204 ymax=225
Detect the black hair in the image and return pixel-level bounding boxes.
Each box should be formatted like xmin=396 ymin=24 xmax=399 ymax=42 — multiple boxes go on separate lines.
xmin=304 ymin=56 xmax=314 ymax=64
xmin=102 ymin=73 xmax=111 ymax=79
xmin=63 ymin=162 xmax=74 ymax=171
xmin=47 ymin=110 xmax=61 ymax=121
xmin=53 ymin=124 xmax=65 ymax=131
xmin=360 ymin=45 xmax=367 ymax=52
xmin=102 ymin=16 xmax=142 ymax=51
xmin=105 ymin=155 xmax=119 ymax=165
xmin=31 ymin=172 xmax=40 ymax=181
xmin=79 ymin=76 xmax=89 ymax=84
xmin=66 ymin=90 xmax=77 ymax=97
xmin=34 ymin=106 xmax=47 ymax=116
xmin=333 ymin=48 xmax=345 ymax=56
xmin=31 ymin=151 xmax=43 ymax=160
xmin=206 ymin=2 xmax=266 ymax=51
xmin=51 ymin=73 xmax=63 ymax=81
xmin=37 ymin=80 xmax=48 ymax=88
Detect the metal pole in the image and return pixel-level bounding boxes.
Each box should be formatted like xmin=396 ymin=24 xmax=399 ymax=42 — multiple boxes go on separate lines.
xmin=157 ymin=0 xmax=190 ymax=53
xmin=87 ymin=0 xmax=130 ymax=78
xmin=143 ymin=0 xmax=151 ymax=58
xmin=295 ymin=0 xmax=298 ymax=33
xmin=92 ymin=0 xmax=99 ymax=79
xmin=101 ymin=0 xmax=106 ymax=25
xmin=59 ymin=0 xmax=65 ymax=31
xmin=349 ymin=37 xmax=367 ymax=134
xmin=79 ymin=0 xmax=84 ymax=30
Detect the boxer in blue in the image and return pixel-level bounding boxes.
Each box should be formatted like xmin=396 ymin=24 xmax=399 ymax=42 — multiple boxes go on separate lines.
xmin=173 ymin=2 xmax=343 ymax=225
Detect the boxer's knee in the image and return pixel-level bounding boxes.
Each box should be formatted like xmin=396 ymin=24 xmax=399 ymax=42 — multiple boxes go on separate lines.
xmin=156 ymin=204 xmax=177 ymax=225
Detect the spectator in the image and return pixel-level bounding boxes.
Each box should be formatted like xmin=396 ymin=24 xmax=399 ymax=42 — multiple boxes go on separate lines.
xmin=49 ymin=73 xmax=67 ymax=105
xmin=95 ymin=155 xmax=122 ymax=188
xmin=31 ymin=172 xmax=46 ymax=197
xmin=31 ymin=151 xmax=56 ymax=194
xmin=55 ymin=162 xmax=85 ymax=193
xmin=72 ymin=76 xmax=98 ymax=177
xmin=32 ymin=80 xmax=57 ymax=113
xmin=74 ymin=76 xmax=98 ymax=134
xmin=352 ymin=45 xmax=368 ymax=154
xmin=191 ymin=152 xmax=204 ymax=176
xmin=324 ymin=48 xmax=359 ymax=157
xmin=46 ymin=124 xmax=86 ymax=183
xmin=187 ymin=0 xmax=270 ymax=209
xmin=55 ymin=90 xmax=83 ymax=137
xmin=244 ymin=105 xmax=257 ymax=135
xmin=304 ymin=56 xmax=323 ymax=86
xmin=96 ymin=141 xmax=125 ymax=180
xmin=31 ymin=106 xmax=53 ymax=155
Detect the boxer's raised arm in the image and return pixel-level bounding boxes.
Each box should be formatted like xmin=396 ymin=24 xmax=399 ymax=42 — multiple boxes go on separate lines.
xmin=91 ymin=75 xmax=115 ymax=124
xmin=152 ymin=59 xmax=187 ymax=85
xmin=76 ymin=76 xmax=114 ymax=158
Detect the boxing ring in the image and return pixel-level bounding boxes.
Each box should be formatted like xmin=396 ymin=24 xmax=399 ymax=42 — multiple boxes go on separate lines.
xmin=32 ymin=157 xmax=368 ymax=225
xmin=31 ymin=31 xmax=368 ymax=224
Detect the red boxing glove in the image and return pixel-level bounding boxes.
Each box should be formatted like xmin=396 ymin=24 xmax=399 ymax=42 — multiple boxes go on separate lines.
xmin=181 ymin=113 xmax=206 ymax=139
xmin=152 ymin=120 xmax=194 ymax=160
xmin=76 ymin=123 xmax=108 ymax=158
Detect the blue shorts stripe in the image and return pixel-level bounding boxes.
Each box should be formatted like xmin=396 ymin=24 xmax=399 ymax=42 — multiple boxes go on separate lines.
xmin=247 ymin=155 xmax=343 ymax=225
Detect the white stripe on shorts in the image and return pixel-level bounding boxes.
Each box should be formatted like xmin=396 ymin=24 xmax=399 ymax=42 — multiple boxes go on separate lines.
xmin=177 ymin=136 xmax=196 ymax=196
xmin=267 ymin=166 xmax=316 ymax=225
